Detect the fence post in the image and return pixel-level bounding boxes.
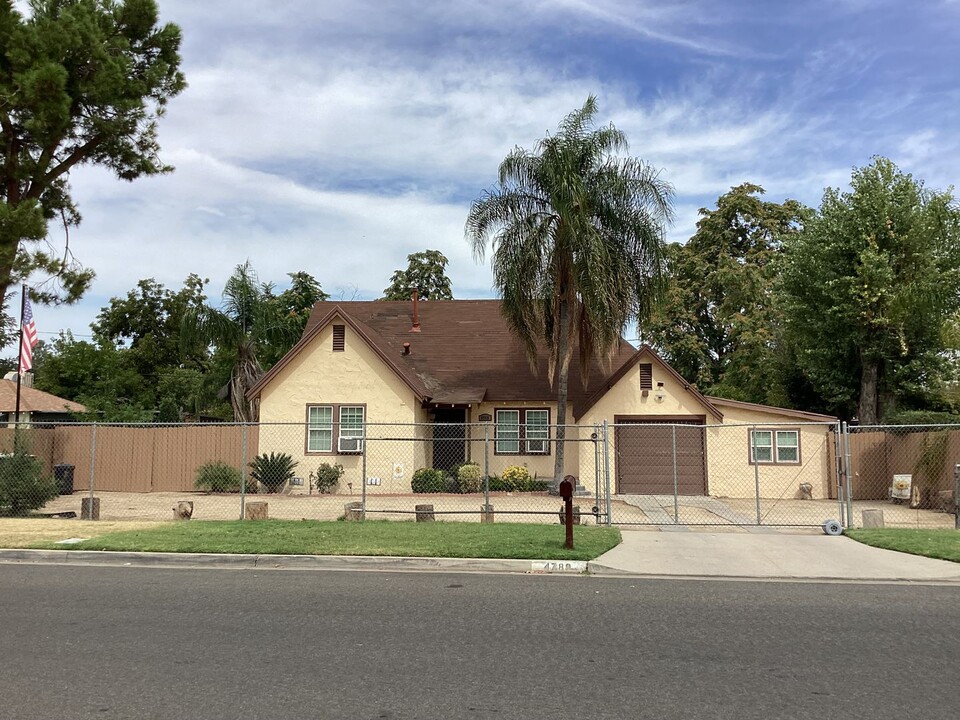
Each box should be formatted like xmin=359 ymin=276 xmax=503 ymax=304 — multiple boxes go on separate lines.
xmin=361 ymin=422 xmax=367 ymax=516
xmin=843 ymin=421 xmax=854 ymax=528
xmin=593 ymin=424 xmax=601 ymax=515
xmin=752 ymin=425 xmax=761 ymax=525
xmin=672 ymin=424 xmax=679 ymax=525
xmin=88 ymin=423 xmax=97 ymax=506
xmin=603 ymin=420 xmax=612 ymax=526
xmin=483 ymin=423 xmax=490 ymax=510
xmin=239 ymin=422 xmax=248 ymax=521
xmin=954 ymin=464 xmax=959 ymax=530
xmin=834 ymin=423 xmax=845 ymax=527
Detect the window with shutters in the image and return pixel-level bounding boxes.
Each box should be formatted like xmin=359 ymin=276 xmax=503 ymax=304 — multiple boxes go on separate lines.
xmin=332 ymin=325 xmax=345 ymax=351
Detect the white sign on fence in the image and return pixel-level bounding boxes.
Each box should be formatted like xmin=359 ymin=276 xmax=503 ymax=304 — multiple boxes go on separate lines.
xmin=891 ymin=474 xmax=912 ymax=500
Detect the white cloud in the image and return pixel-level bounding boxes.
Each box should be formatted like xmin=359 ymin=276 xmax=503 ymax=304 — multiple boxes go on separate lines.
xmin=8 ymin=0 xmax=960 ymax=357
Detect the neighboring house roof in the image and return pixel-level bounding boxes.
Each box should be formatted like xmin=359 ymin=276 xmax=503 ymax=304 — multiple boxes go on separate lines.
xmin=0 ymin=380 xmax=86 ymax=414
xmin=705 ymin=396 xmax=837 ymax=422
xmin=249 ymin=300 xmax=638 ymax=416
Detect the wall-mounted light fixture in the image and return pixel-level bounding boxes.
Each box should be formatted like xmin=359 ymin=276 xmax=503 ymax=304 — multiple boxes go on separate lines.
xmin=654 ymin=381 xmax=665 ymax=403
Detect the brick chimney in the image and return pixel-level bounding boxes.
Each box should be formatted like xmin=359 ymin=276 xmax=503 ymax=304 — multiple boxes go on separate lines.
xmin=411 ymin=288 xmax=421 ymax=333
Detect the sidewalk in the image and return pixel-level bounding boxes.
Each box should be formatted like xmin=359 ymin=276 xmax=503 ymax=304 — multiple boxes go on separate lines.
xmin=588 ymin=530 xmax=960 ymax=582
xmin=3 ymin=530 xmax=959 ymax=583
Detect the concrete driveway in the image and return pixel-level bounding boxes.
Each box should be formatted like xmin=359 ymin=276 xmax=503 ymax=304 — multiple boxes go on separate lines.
xmin=590 ymin=529 xmax=960 ymax=582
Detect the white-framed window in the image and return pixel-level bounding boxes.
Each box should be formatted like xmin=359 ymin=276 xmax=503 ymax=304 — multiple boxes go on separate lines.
xmin=525 ymin=409 xmax=549 ymax=454
xmin=775 ymin=430 xmax=799 ymax=463
xmin=495 ymin=408 xmax=551 ymax=455
xmin=750 ymin=429 xmax=800 ymax=465
xmin=495 ymin=410 xmax=520 ymax=454
xmin=306 ymin=404 xmax=365 ymax=454
xmin=307 ymin=405 xmax=333 ymax=452
xmin=338 ymin=406 xmax=365 ymax=453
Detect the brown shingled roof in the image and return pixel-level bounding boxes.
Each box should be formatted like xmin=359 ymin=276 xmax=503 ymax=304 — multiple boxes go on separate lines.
xmin=249 ymin=300 xmax=639 ymax=417
xmin=0 ymin=380 xmax=86 ymax=414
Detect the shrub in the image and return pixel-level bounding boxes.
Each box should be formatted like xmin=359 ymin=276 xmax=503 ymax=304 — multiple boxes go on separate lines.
xmin=457 ymin=463 xmax=483 ymax=493
xmin=488 ymin=468 xmax=549 ymax=492
xmin=311 ymin=463 xmax=344 ymax=494
xmin=411 ymin=467 xmax=446 ymax=493
xmin=0 ymin=450 xmax=58 ymax=516
xmin=501 ymin=465 xmax=532 ymax=491
xmin=249 ymin=452 xmax=298 ymax=493
xmin=194 ymin=461 xmax=243 ymax=493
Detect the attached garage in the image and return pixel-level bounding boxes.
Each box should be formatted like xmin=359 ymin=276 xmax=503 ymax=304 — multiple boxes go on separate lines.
xmin=614 ymin=416 xmax=707 ymax=495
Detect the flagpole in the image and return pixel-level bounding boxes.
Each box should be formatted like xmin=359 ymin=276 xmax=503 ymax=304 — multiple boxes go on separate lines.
xmin=14 ymin=284 xmax=26 ymax=429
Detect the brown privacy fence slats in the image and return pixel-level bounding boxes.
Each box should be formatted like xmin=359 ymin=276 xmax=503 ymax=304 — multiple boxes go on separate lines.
xmin=0 ymin=424 xmax=257 ymax=493
xmin=848 ymin=427 xmax=959 ymax=501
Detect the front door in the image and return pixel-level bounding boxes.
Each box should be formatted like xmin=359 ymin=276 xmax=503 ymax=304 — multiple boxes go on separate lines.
xmin=432 ymin=408 xmax=466 ymax=472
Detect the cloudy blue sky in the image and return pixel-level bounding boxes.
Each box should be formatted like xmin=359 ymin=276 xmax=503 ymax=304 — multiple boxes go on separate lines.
xmin=14 ymin=0 xmax=960 ymax=349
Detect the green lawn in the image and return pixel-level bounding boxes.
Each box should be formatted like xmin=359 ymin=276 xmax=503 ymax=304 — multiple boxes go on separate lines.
xmin=30 ymin=520 xmax=621 ymax=561
xmin=846 ymin=528 xmax=960 ymax=563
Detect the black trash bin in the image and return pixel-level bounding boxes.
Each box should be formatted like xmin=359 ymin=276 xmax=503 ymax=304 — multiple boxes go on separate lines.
xmin=54 ymin=464 xmax=75 ymax=495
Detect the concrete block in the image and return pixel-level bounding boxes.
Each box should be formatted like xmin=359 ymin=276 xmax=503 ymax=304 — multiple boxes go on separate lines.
xmin=861 ymin=508 xmax=884 ymax=528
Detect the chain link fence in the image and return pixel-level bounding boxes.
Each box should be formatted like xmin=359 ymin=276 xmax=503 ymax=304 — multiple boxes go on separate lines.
xmin=1 ymin=420 xmax=957 ymax=529
xmin=845 ymin=424 xmax=960 ymax=529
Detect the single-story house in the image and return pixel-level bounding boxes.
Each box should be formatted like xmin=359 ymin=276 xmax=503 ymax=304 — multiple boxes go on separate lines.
xmin=248 ymin=299 xmax=837 ymax=498
xmin=0 ymin=377 xmax=86 ymax=426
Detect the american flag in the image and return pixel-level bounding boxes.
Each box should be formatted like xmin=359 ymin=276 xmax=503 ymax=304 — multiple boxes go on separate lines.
xmin=20 ymin=295 xmax=38 ymax=373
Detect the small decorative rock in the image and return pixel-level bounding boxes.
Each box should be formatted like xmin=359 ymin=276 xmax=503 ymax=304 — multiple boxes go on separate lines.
xmin=343 ymin=501 xmax=364 ymax=521
xmin=798 ymin=483 xmax=813 ymax=500
xmin=174 ymin=501 xmax=194 ymax=520
xmin=245 ymin=501 xmax=268 ymax=520
xmin=80 ymin=497 xmax=100 ymax=521
xmin=861 ymin=508 xmax=884 ymax=528
xmin=559 ymin=505 xmax=582 ymax=525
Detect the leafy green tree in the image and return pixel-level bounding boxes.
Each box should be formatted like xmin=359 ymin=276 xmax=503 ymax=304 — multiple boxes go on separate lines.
xmin=0 ymin=0 xmax=185 ymax=310
xmin=382 ymin=250 xmax=454 ymax=300
xmin=644 ymin=184 xmax=809 ymax=405
xmin=181 ymin=262 xmax=298 ymax=422
xmin=780 ymin=157 xmax=960 ymax=423
xmin=33 ymin=331 xmax=154 ymax=420
xmin=92 ymin=274 xmax=209 ymax=375
xmin=259 ymin=271 xmax=329 ymax=366
xmin=466 ymin=96 xmax=673 ymax=481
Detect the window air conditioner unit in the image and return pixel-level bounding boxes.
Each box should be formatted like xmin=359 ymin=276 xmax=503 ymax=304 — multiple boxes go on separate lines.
xmin=338 ymin=437 xmax=363 ymax=453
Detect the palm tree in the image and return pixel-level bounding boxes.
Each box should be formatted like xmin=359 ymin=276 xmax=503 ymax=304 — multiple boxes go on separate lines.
xmin=181 ymin=262 xmax=294 ymax=422
xmin=466 ymin=96 xmax=674 ymax=482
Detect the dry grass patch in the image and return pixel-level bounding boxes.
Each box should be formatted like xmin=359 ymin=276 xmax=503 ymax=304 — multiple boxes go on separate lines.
xmin=0 ymin=519 xmax=168 ymax=548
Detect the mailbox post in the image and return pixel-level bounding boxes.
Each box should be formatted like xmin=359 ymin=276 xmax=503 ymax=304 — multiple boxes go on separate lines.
xmin=559 ymin=478 xmax=574 ymax=550
xmin=954 ymin=464 xmax=960 ymax=530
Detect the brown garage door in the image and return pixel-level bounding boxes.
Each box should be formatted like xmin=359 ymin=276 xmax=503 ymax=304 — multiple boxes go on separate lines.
xmin=615 ymin=418 xmax=706 ymax=495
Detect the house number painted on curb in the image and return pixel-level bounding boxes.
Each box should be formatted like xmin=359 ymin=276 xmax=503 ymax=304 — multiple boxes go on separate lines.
xmin=531 ymin=561 xmax=587 ymax=573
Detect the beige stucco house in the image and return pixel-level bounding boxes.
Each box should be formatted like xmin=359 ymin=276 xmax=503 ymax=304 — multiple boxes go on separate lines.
xmin=248 ymin=299 xmax=838 ymax=499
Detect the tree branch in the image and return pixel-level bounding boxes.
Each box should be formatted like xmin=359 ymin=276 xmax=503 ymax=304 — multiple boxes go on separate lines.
xmin=24 ymin=134 xmax=104 ymax=200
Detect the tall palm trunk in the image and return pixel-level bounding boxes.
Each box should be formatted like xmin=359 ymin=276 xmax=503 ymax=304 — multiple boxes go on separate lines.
xmin=231 ymin=353 xmax=263 ymax=422
xmin=553 ymin=297 xmax=572 ymax=483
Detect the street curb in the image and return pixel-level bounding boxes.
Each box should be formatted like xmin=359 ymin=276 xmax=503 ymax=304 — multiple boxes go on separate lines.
xmin=585 ymin=561 xmax=960 ymax=583
xmin=0 ymin=549 xmax=589 ymax=575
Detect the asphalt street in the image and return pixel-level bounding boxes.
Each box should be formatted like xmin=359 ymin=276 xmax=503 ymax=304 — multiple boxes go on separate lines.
xmin=1 ymin=565 xmax=958 ymax=719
